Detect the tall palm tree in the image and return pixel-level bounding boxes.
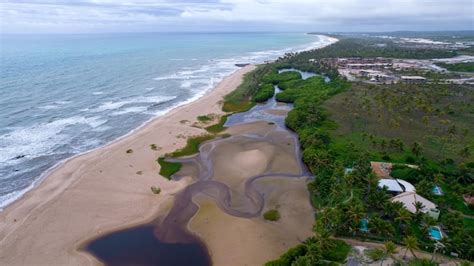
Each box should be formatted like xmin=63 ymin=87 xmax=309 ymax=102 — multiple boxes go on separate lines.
xmin=402 ymin=235 xmax=419 ymax=259
xmin=413 ymin=201 xmax=425 ymax=223
xmin=381 ymin=241 xmax=397 ymax=266
xmin=395 ymin=208 xmax=412 ymax=226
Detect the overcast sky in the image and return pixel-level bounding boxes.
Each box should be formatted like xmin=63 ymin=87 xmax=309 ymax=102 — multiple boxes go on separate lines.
xmin=0 ymin=0 xmax=473 ymax=34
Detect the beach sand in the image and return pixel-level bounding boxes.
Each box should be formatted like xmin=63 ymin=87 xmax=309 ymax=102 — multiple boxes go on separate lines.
xmin=0 ymin=65 xmax=255 ymax=265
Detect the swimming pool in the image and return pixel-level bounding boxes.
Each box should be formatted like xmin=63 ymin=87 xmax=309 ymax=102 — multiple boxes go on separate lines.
xmin=429 ymin=226 xmax=443 ymax=240
xmin=432 ymin=185 xmax=443 ymax=196
xmin=360 ymin=218 xmax=369 ymax=233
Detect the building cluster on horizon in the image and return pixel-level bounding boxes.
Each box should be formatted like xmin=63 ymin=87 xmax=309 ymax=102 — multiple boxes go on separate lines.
xmin=309 ymin=56 xmax=474 ymax=85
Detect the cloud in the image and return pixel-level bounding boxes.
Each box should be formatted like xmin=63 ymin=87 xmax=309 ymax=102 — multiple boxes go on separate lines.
xmin=0 ymin=0 xmax=472 ymax=33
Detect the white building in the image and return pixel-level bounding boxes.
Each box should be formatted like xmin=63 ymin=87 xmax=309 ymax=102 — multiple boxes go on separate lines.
xmin=391 ymin=192 xmax=439 ymax=220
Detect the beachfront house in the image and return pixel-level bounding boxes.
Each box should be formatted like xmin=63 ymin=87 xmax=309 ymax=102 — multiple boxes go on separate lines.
xmin=391 ymin=192 xmax=440 ymax=220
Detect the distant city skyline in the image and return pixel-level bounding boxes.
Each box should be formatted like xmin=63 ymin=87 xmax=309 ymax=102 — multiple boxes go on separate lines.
xmin=1 ymin=0 xmax=473 ymax=34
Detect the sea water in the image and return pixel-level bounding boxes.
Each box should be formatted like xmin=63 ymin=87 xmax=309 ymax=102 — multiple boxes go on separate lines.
xmin=0 ymin=32 xmax=334 ymax=210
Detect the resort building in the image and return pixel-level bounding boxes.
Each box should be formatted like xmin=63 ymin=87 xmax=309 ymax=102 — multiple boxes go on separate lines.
xmin=391 ymin=192 xmax=440 ymax=220
xmin=378 ymin=179 xmax=416 ymax=196
xmin=400 ymin=75 xmax=427 ymax=84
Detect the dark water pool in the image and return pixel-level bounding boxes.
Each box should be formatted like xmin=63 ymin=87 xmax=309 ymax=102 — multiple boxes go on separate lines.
xmin=85 ymin=225 xmax=211 ymax=266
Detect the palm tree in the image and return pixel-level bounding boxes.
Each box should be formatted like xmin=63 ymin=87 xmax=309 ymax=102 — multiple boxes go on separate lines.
xmin=412 ymin=142 xmax=422 ymax=157
xmin=394 ymin=208 xmax=412 ymax=229
xmin=345 ymin=201 xmax=365 ymax=234
xmin=380 ymin=241 xmax=397 ymax=266
xmin=402 ymin=235 xmax=419 ymax=259
xmin=312 ymin=222 xmax=335 ymax=252
xmin=413 ymin=201 xmax=425 ymax=223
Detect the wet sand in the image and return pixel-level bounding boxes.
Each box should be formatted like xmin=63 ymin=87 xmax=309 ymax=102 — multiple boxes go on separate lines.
xmin=86 ymin=107 xmax=314 ymax=265
xmin=0 ymin=65 xmax=255 ymax=265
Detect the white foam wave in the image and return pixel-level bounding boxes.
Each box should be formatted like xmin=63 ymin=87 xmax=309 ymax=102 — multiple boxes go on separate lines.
xmin=111 ymin=106 xmax=148 ymax=116
xmin=0 ymin=116 xmax=106 ymax=166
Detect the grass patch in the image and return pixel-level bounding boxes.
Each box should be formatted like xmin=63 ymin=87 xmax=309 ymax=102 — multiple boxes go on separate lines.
xmin=157 ymin=135 xmax=214 ymax=179
xmin=157 ymin=157 xmax=182 ymax=180
xmin=197 ymin=115 xmax=213 ymax=123
xmin=170 ymin=135 xmax=214 ymax=158
xmin=205 ymin=115 xmax=229 ymax=134
xmin=222 ymin=100 xmax=255 ymax=113
xmin=263 ymin=209 xmax=280 ymax=221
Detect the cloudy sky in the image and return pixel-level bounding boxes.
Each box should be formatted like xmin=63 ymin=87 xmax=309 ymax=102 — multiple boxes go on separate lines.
xmin=0 ymin=0 xmax=472 ymax=33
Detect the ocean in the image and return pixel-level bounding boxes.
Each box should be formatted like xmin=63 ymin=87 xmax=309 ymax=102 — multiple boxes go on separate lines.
xmin=0 ymin=32 xmax=334 ymax=210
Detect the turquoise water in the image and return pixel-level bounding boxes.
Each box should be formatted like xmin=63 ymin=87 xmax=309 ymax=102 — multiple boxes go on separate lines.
xmin=429 ymin=226 xmax=442 ymax=240
xmin=432 ymin=185 xmax=443 ymax=195
xmin=0 ymin=32 xmax=335 ymax=209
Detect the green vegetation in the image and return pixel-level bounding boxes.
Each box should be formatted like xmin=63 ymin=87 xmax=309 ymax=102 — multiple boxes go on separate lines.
xmin=169 ymin=135 xmax=214 ymax=158
xmin=228 ymin=36 xmax=474 ymax=263
xmin=323 ymin=82 xmax=474 ymax=163
xmin=157 ymin=157 xmax=182 ymax=180
xmin=254 ymin=83 xmax=275 ymax=102
xmin=150 ymin=144 xmax=158 ymax=151
xmin=205 ymin=115 xmax=229 ymax=133
xmin=265 ymin=238 xmax=350 ymax=265
xmin=364 ymin=248 xmax=385 ymax=261
xmin=435 ymin=62 xmax=474 ymax=72
xmin=150 ymin=186 xmax=161 ymax=194
xmin=223 ymin=65 xmax=273 ymax=112
xmin=263 ymin=71 xmax=302 ymax=84
xmin=263 ymin=209 xmax=281 ymax=221
xmin=197 ymin=114 xmax=213 ymax=123
xmin=126 ymin=149 xmax=133 ymax=154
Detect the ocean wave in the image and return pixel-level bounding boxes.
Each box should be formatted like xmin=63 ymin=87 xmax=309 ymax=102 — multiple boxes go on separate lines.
xmin=0 ymin=116 xmax=106 ymax=166
xmin=0 ymin=34 xmax=337 ymax=211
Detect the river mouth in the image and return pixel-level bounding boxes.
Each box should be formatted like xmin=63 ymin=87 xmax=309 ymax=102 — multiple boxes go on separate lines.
xmin=83 ymin=70 xmax=314 ymax=266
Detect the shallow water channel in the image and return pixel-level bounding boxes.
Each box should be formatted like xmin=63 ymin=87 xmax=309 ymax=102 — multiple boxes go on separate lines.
xmin=84 ymin=69 xmax=316 ymax=266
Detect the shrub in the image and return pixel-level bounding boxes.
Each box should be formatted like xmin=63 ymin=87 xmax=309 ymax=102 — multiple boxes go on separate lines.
xmin=323 ymin=239 xmax=351 ymax=262
xmin=150 ymin=186 xmax=161 ymax=194
xmin=126 ymin=149 xmax=133 ymax=154
xmin=381 ymin=154 xmax=391 ymax=161
xmin=263 ymin=209 xmax=281 ymax=221
xmin=364 ymin=248 xmax=385 ymax=261
xmin=197 ymin=115 xmax=212 ymax=123
xmin=150 ymin=144 xmax=158 ymax=151
xmin=408 ymin=258 xmax=437 ymax=266
xmin=405 ymin=155 xmax=416 ymax=164
xmin=264 ymin=244 xmax=307 ymax=266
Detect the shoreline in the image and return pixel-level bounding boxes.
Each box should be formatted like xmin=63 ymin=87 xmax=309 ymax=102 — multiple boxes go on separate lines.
xmin=0 ymin=34 xmax=337 ymax=211
xmin=0 ymin=65 xmax=256 ymax=265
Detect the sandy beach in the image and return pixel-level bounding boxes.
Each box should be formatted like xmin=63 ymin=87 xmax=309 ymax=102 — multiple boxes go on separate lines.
xmin=0 ymin=65 xmax=255 ymax=265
